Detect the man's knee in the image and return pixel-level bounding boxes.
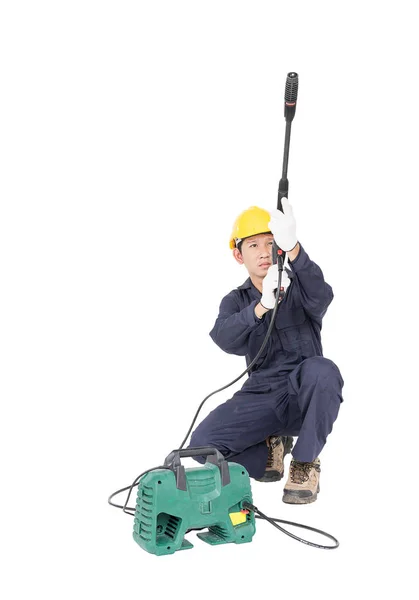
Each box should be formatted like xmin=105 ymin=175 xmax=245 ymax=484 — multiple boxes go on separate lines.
xmin=189 ymin=421 xmax=233 ymax=460
xmin=188 ymin=428 xmax=208 ymax=465
xmin=302 ymin=356 xmax=344 ymax=388
xmin=189 ymin=426 xmax=207 ymax=449
xmin=189 ymin=423 xmax=226 ymax=460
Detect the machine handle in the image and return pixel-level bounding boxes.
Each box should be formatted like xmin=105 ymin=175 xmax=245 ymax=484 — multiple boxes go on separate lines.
xmin=164 ymin=446 xmax=231 ymax=490
xmin=165 ymin=446 xmax=223 ymax=464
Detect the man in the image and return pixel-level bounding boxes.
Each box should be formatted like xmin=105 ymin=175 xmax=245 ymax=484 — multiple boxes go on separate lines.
xmin=189 ymin=199 xmax=344 ymax=504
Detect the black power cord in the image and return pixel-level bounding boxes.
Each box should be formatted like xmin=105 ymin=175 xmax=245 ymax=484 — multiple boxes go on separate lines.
xmin=243 ymin=502 xmax=339 ymax=550
xmin=108 ymin=466 xmax=169 ymax=516
xmin=108 ymin=276 xmax=340 ymax=549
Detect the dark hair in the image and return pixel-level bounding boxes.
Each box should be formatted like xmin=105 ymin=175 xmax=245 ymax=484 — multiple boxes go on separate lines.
xmin=236 ymin=231 xmax=271 ymax=254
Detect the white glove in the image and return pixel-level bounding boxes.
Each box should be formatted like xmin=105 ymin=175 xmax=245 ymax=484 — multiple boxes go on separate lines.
xmin=261 ymin=264 xmax=291 ymax=309
xmin=268 ymin=197 xmax=298 ymax=252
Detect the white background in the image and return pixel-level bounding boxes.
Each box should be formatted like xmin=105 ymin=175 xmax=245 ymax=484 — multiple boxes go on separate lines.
xmin=1 ymin=1 xmax=417 ymax=598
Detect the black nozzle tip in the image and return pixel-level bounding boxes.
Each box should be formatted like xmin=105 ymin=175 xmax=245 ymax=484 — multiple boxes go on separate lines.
xmin=285 ymin=72 xmax=299 ymax=104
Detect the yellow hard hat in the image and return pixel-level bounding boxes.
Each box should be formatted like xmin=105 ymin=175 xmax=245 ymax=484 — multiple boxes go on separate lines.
xmin=229 ymin=206 xmax=271 ymax=249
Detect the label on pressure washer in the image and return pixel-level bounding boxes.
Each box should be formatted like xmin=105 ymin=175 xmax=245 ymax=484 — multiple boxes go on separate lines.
xmin=229 ymin=511 xmax=247 ymax=526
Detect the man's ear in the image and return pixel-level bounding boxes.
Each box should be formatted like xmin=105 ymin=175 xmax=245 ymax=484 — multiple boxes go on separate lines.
xmin=233 ymin=248 xmax=244 ymax=265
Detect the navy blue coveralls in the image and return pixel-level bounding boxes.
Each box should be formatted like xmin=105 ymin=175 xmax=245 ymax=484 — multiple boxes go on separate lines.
xmin=189 ymin=243 xmax=344 ymax=479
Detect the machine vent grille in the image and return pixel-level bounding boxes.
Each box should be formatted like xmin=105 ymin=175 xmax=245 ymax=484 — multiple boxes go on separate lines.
xmin=209 ymin=524 xmax=229 ymax=539
xmin=165 ymin=515 xmax=181 ymax=539
xmin=134 ymin=484 xmax=155 ymax=542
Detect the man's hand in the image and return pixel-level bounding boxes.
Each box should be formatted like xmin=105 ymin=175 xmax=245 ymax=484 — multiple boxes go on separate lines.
xmin=260 ymin=265 xmax=291 ymax=309
xmin=268 ymin=198 xmax=298 ymax=252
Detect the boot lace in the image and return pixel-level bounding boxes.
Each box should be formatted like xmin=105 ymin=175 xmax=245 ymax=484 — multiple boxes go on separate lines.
xmin=290 ymin=461 xmax=313 ymax=484
xmin=266 ymin=437 xmax=282 ymax=469
xmin=266 ymin=445 xmax=275 ymax=468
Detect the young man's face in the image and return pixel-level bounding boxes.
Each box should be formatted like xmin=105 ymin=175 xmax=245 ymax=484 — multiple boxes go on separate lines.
xmin=233 ymin=233 xmax=274 ymax=279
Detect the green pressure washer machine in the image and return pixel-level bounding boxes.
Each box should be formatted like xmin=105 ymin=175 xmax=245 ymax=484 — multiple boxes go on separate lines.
xmin=109 ymin=73 xmax=340 ymax=555
xmin=133 ymin=448 xmax=255 ymax=556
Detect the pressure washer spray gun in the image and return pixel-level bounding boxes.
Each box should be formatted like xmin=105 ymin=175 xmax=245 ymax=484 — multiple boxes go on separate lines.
xmin=108 ymin=72 xmax=339 ymax=555
xmin=274 ymin=72 xmax=299 ymax=301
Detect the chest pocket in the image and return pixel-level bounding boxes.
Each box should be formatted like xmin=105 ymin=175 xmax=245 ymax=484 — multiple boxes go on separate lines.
xmin=275 ymin=307 xmax=316 ymax=358
xmin=247 ymin=320 xmax=275 ymax=370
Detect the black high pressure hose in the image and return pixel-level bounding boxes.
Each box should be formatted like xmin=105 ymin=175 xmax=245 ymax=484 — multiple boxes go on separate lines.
xmin=108 ymin=73 xmax=340 ymax=550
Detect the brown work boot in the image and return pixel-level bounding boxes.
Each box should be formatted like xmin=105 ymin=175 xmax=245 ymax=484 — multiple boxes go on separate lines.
xmin=282 ymin=458 xmax=321 ymax=504
xmin=256 ymin=436 xmax=294 ymax=482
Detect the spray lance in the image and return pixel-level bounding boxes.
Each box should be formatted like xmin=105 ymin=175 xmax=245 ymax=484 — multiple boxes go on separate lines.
xmin=273 ymin=72 xmax=299 ymax=298
xmin=108 ymin=72 xmax=339 ymax=553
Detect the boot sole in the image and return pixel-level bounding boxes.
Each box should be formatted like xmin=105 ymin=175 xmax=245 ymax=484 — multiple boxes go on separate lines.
xmin=282 ymin=492 xmax=318 ymax=504
xmin=282 ymin=485 xmax=320 ymax=505
xmin=256 ymin=471 xmax=285 ymax=483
